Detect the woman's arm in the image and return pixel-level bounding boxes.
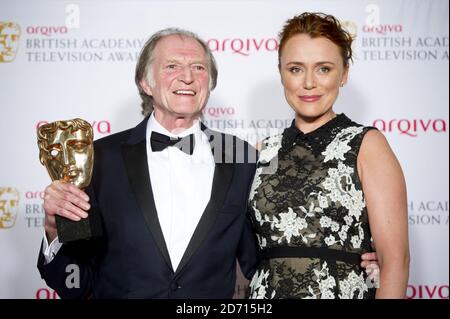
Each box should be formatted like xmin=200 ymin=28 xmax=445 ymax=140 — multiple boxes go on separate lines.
xmin=358 ymin=129 xmax=410 ymax=299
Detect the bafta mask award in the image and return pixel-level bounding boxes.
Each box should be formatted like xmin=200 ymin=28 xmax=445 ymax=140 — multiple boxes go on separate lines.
xmin=37 ymin=118 xmax=102 ymax=243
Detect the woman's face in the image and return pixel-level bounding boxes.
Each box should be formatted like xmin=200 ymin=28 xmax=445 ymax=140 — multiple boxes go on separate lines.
xmin=279 ymin=34 xmax=348 ymax=121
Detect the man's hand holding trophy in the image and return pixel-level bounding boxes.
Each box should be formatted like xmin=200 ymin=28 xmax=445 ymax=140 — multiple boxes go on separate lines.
xmin=37 ymin=118 xmax=102 ymax=243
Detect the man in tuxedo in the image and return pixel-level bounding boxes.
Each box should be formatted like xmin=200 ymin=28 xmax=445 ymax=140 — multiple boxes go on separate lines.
xmin=38 ymin=28 xmax=259 ymax=298
xmin=38 ymin=28 xmax=377 ymax=298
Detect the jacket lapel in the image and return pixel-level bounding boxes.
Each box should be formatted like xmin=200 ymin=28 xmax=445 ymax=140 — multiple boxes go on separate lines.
xmin=174 ymin=126 xmax=235 ymax=277
xmin=122 ymin=117 xmax=173 ymax=272
xmin=122 ymin=119 xmax=237 ymax=277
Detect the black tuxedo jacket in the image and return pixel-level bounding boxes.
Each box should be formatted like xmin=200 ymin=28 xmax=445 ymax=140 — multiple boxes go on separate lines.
xmin=37 ymin=116 xmax=259 ymax=298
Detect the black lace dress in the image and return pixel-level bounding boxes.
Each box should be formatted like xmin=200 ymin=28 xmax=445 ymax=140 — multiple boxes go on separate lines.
xmin=248 ymin=114 xmax=376 ymax=299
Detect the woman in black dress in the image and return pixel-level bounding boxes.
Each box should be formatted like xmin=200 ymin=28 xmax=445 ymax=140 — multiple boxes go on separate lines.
xmin=248 ymin=12 xmax=410 ymax=299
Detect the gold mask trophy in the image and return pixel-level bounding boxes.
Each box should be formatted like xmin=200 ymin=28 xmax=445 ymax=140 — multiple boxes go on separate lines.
xmin=37 ymin=118 xmax=102 ymax=243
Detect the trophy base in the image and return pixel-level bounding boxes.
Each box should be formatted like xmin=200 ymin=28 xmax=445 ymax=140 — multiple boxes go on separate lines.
xmin=55 ymin=207 xmax=103 ymax=243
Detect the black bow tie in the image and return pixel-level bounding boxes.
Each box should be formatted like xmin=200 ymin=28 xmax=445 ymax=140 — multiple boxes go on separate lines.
xmin=150 ymin=131 xmax=195 ymax=155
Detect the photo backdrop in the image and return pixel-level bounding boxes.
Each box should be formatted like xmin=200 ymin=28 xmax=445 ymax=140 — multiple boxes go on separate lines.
xmin=0 ymin=0 xmax=448 ymax=299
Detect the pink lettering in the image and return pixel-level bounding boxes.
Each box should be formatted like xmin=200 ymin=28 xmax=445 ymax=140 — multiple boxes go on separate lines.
xmin=438 ymin=285 xmax=449 ymax=299
xmin=433 ymin=119 xmax=447 ymax=132
xmin=363 ymin=25 xmax=403 ymax=34
xmin=221 ymin=39 xmax=230 ymax=51
xmin=207 ymin=38 xmax=279 ymax=55
xmin=36 ymin=288 xmax=50 ymax=300
xmin=398 ymin=119 xmax=416 ymax=137
xmin=406 ymin=285 xmax=449 ymax=299
xmin=25 ymin=191 xmax=45 ymax=199
xmin=207 ymin=39 xmax=219 ymax=52
xmin=372 ymin=119 xmax=386 ymax=132
xmin=420 ymin=119 xmax=432 ymax=132
xmin=26 ymin=26 xmax=69 ymax=36
xmin=252 ymin=38 xmax=264 ymax=51
xmin=96 ymin=120 xmax=111 ymax=134
xmin=425 ymin=285 xmax=437 ymax=298
xmin=372 ymin=118 xmax=447 ymax=137
xmin=265 ymin=38 xmax=279 ymax=51
xmin=231 ymin=39 xmax=247 ymax=56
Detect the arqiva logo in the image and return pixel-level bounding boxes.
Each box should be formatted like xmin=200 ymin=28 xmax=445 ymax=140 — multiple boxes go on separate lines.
xmin=362 ymin=24 xmax=403 ymax=34
xmin=406 ymin=285 xmax=449 ymax=299
xmin=26 ymin=25 xmax=68 ymax=36
xmin=207 ymin=38 xmax=278 ymax=56
xmin=203 ymin=107 xmax=235 ymax=118
xmin=36 ymin=288 xmax=59 ymax=299
xmin=372 ymin=118 xmax=447 ymax=137
xmin=26 ymin=4 xmax=80 ymax=37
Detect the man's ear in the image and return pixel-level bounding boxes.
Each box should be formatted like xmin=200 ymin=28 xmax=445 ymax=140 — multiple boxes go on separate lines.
xmin=140 ymin=79 xmax=153 ymax=96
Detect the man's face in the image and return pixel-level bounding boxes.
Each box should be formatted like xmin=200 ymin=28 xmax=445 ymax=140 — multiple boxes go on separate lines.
xmin=143 ymin=35 xmax=211 ymax=118
xmin=42 ymin=127 xmax=94 ymax=188
xmin=0 ymin=188 xmax=19 ymax=229
xmin=0 ymin=23 xmax=21 ymax=63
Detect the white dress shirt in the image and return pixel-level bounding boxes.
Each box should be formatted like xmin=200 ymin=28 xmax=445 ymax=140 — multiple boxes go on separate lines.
xmin=42 ymin=234 xmax=62 ymax=264
xmin=43 ymin=113 xmax=215 ymax=271
xmin=146 ymin=113 xmax=215 ymax=270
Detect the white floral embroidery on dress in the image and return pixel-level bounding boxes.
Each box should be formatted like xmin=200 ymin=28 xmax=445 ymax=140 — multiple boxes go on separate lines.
xmin=252 ymin=202 xmax=264 ymax=226
xmin=317 ymin=193 xmax=329 ymax=208
xmin=321 ymin=126 xmax=364 ymax=162
xmin=249 ymin=269 xmax=275 ymax=299
xmin=272 ymin=208 xmax=307 ymax=243
xmin=321 ymin=215 xmax=350 ymax=246
xmin=320 ymin=160 xmax=366 ymax=248
xmin=267 ymin=207 xmax=317 ymax=244
xmin=304 ymin=262 xmax=336 ymax=299
xmin=322 ymin=163 xmax=363 ymax=210
xmin=259 ymin=134 xmax=283 ymax=164
xmin=317 ymin=125 xmax=367 ymax=249
xmin=350 ymin=223 xmax=365 ymax=248
xmin=248 ymin=119 xmax=373 ymax=299
xmin=249 ymin=167 xmax=263 ymax=202
xmin=255 ymin=233 xmax=267 ymax=249
xmin=338 ymin=271 xmax=369 ymax=299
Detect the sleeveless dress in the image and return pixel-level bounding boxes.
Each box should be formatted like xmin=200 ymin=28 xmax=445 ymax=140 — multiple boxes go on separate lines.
xmin=248 ymin=114 xmax=376 ymax=299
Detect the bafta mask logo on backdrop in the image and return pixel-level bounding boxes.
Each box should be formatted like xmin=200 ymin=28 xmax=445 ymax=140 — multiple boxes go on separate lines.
xmin=0 ymin=187 xmax=20 ymax=229
xmin=0 ymin=22 xmax=21 ymax=63
xmin=37 ymin=118 xmax=94 ymax=188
